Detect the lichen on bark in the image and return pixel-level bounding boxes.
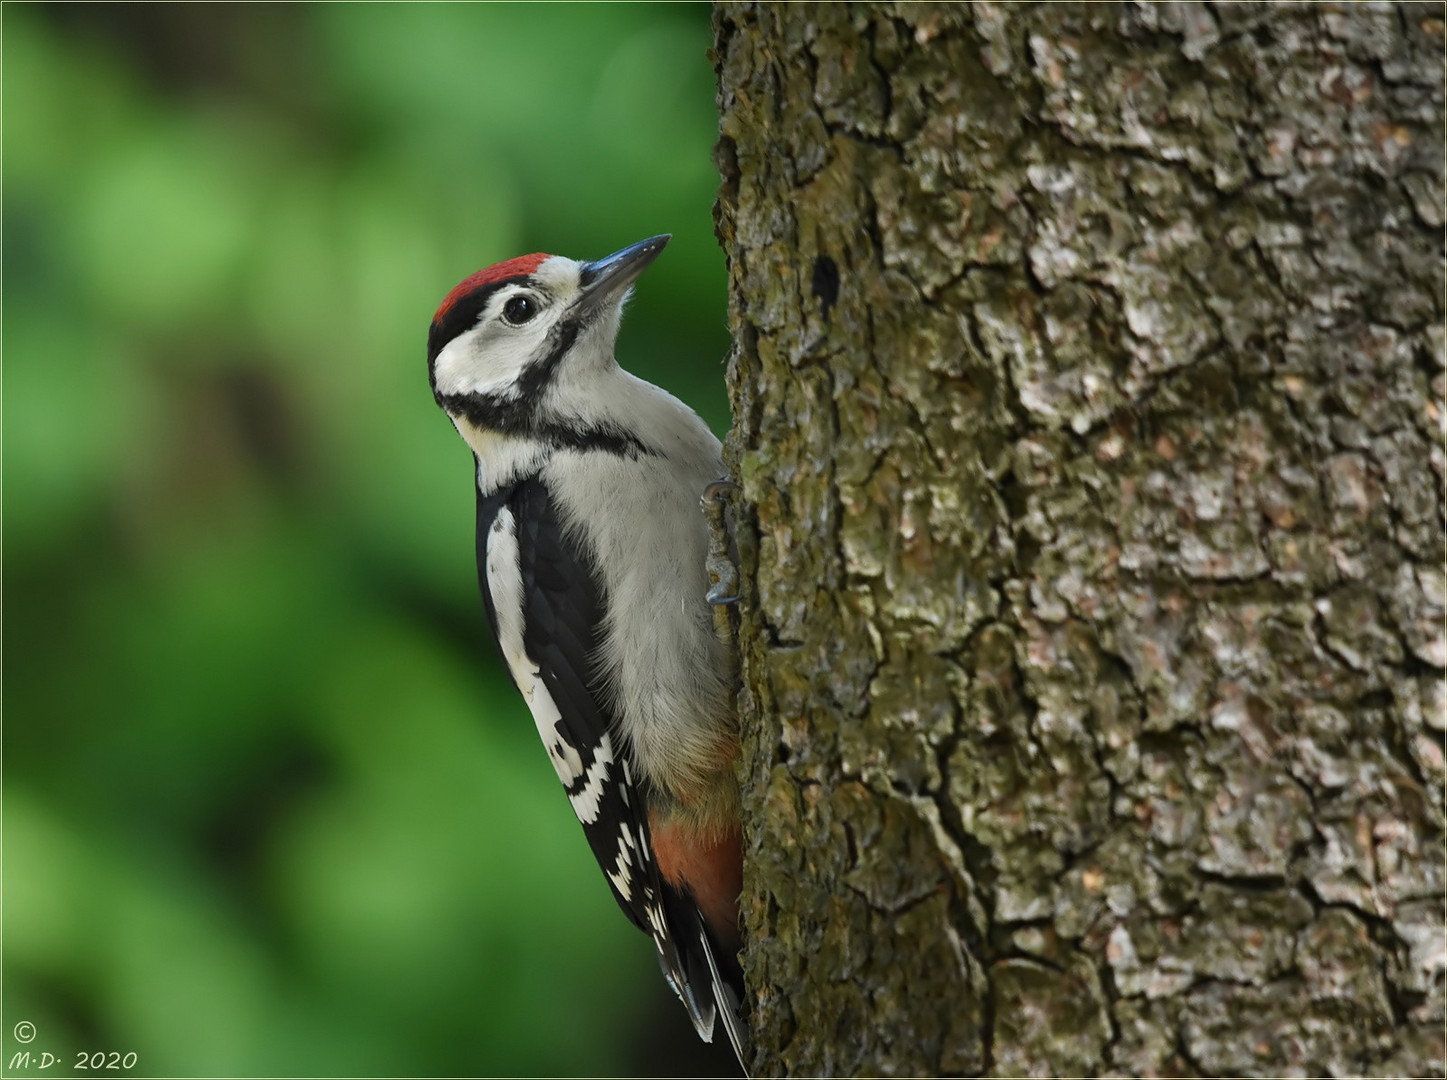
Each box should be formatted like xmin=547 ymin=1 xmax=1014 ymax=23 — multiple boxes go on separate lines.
xmin=713 ymin=2 xmax=1443 ymax=1076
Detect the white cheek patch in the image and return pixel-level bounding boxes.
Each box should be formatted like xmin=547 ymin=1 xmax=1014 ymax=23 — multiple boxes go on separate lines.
xmin=432 ymin=328 xmax=540 ymax=400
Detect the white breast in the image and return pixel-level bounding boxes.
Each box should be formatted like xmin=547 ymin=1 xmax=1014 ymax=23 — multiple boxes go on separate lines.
xmin=541 ymin=380 xmax=735 ymax=795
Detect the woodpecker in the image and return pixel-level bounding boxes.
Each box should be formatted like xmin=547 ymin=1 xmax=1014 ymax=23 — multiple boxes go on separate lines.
xmin=426 ymin=235 xmax=747 ymax=1066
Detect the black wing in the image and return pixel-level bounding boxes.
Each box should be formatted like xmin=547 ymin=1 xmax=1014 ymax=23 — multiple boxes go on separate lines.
xmin=475 ymin=474 xmax=736 ymax=1049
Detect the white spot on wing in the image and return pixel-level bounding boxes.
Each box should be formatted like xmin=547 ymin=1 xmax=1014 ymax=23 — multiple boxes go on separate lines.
xmin=606 ymin=827 xmax=636 ymax=899
xmin=550 ymin=737 xmax=584 ymax=786
xmin=646 ymin=902 xmax=669 ymax=940
xmin=567 ymin=733 xmax=614 ymax=824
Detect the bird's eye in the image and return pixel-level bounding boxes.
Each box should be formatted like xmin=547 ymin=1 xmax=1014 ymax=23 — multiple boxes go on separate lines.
xmin=502 ymin=294 xmax=539 ymax=325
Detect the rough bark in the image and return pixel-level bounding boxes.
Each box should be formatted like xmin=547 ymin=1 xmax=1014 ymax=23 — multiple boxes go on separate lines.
xmin=711 ymin=3 xmax=1444 ymax=1076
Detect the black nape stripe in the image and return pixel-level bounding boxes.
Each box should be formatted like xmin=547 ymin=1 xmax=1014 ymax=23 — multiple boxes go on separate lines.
xmin=544 ymin=422 xmax=653 ymax=459
xmin=437 ymin=387 xmax=653 ymax=460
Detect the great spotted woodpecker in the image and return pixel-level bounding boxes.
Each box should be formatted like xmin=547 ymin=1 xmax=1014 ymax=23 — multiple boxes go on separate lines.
xmin=426 ymin=235 xmax=747 ymax=1066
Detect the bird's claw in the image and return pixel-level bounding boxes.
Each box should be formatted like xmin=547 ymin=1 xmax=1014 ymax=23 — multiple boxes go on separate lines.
xmin=702 ymin=479 xmax=741 ymax=609
xmin=706 ymin=580 xmax=741 ymax=606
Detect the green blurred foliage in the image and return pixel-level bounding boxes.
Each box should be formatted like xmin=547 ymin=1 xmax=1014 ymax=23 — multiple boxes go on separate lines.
xmin=4 ymin=5 xmax=735 ymax=1076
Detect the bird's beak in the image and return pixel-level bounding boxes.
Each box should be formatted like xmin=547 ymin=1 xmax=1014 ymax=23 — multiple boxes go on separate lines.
xmin=575 ymin=234 xmax=671 ymax=317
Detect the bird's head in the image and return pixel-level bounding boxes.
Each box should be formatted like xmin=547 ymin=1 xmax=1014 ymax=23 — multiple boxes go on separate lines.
xmin=427 ymin=235 xmax=670 ymax=432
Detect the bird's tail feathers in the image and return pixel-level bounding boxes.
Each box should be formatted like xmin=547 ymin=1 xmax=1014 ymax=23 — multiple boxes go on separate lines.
xmin=698 ymin=922 xmax=750 ymax=1074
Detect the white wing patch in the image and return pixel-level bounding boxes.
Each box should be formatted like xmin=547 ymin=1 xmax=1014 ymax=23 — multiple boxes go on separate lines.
xmin=485 ymin=507 xmax=595 ymax=791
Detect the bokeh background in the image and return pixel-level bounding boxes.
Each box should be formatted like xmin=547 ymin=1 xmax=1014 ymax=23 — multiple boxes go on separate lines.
xmin=5 ymin=4 xmax=738 ymax=1075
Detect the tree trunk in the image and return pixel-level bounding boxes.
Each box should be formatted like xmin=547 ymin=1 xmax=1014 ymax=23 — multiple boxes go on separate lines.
xmin=711 ymin=3 xmax=1444 ymax=1075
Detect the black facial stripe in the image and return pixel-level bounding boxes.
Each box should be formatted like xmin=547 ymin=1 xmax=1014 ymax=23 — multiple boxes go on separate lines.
xmin=437 ymin=387 xmax=652 ymax=459
xmin=516 ymin=316 xmax=580 ymax=402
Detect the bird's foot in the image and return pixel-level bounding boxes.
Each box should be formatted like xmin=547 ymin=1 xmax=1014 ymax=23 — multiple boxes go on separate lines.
xmin=702 ymin=479 xmax=740 ymax=607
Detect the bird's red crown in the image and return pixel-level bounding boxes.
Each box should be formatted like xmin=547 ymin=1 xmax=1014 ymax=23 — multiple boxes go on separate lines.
xmin=433 ymin=252 xmax=551 ymax=323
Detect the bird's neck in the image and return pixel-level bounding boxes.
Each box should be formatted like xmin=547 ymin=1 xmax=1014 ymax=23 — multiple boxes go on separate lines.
xmin=454 ymin=417 xmax=547 ymax=495
xmin=452 ymin=360 xmax=650 ymax=495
